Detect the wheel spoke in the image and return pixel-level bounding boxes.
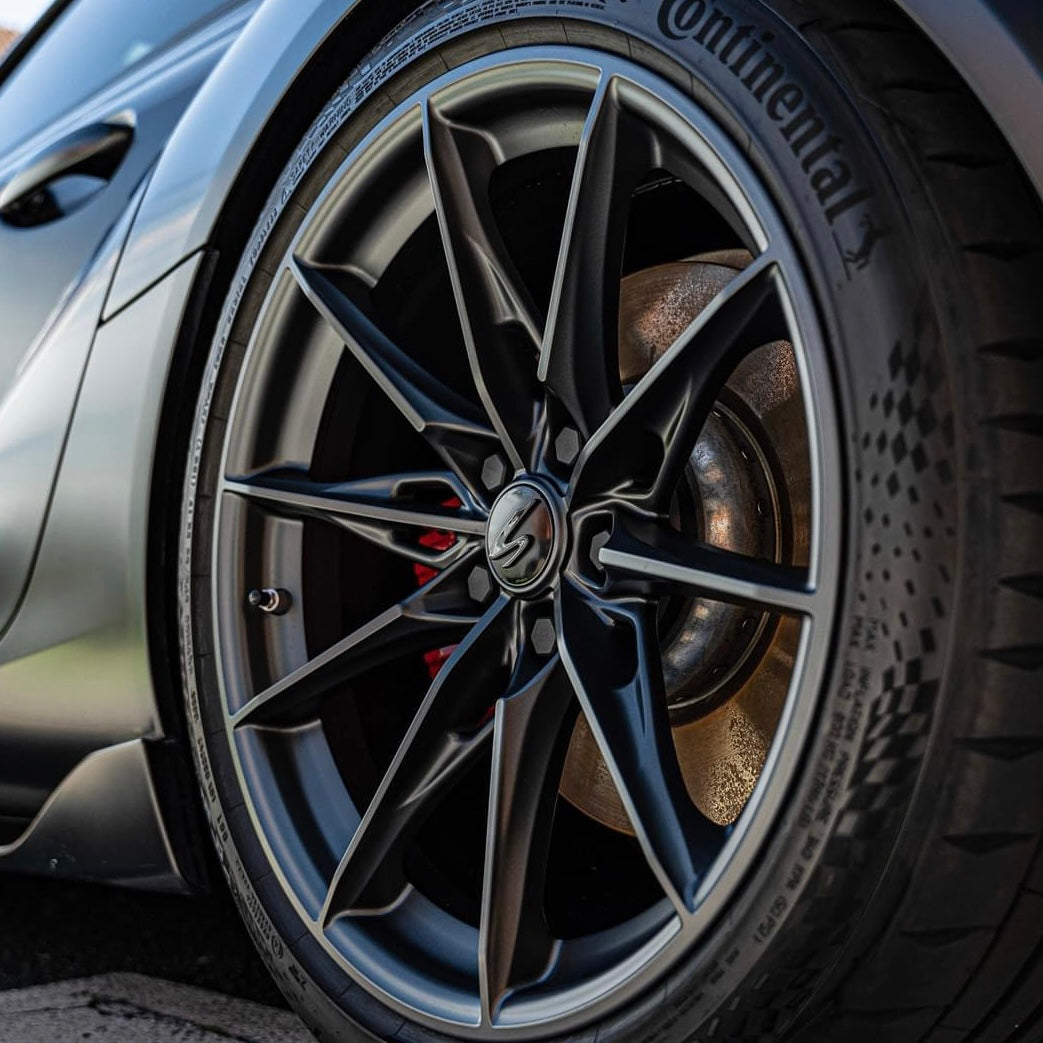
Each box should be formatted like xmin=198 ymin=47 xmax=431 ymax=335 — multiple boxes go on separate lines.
xmin=479 ymin=653 xmax=574 ymax=1022
xmin=321 ymin=596 xmax=515 ymax=922
xmin=290 ymin=256 xmax=501 ymax=502
xmin=557 ymin=583 xmax=719 ymax=915
xmin=599 ymin=513 xmax=819 ymax=618
xmin=571 ymin=254 xmax=785 ymax=510
xmin=225 ymin=469 xmax=485 ymax=567
xmin=232 ymin=549 xmax=483 ymax=729
xmin=424 ymin=103 xmax=543 ymax=471
xmin=538 ymin=77 xmax=653 ymax=440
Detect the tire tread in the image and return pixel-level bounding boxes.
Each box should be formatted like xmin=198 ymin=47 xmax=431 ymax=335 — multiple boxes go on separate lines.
xmin=785 ymin=2 xmax=1043 ymax=1040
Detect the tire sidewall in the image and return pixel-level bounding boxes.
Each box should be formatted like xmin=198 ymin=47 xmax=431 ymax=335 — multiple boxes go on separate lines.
xmin=179 ymin=3 xmax=964 ymax=1041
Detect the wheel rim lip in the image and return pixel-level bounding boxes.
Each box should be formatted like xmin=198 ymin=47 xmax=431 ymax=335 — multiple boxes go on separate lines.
xmin=201 ymin=45 xmax=846 ymax=1037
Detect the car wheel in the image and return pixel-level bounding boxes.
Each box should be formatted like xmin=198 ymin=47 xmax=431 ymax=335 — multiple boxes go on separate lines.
xmin=179 ymin=1 xmax=1043 ymax=1040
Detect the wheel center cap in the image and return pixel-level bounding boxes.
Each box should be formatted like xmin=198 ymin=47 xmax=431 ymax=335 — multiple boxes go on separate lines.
xmin=485 ymin=480 xmax=561 ymax=595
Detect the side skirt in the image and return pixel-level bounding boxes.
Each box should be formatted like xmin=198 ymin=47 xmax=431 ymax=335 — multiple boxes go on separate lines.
xmin=0 ymin=739 xmax=200 ymax=894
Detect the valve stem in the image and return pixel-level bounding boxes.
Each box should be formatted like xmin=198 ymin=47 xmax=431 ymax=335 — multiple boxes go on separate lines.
xmin=248 ymin=587 xmax=292 ymax=615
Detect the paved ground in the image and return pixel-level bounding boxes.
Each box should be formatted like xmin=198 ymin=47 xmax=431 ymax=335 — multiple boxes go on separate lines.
xmin=0 ymin=975 xmax=312 ymax=1042
xmin=0 ymin=873 xmax=313 ymax=1041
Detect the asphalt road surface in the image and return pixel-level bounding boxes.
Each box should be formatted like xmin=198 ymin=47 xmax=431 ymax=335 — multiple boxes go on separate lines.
xmin=0 ymin=873 xmax=314 ymax=1040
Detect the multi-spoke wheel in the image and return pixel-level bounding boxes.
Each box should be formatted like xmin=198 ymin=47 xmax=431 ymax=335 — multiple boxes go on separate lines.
xmin=179 ymin=2 xmax=1042 ymax=1041
xmin=190 ymin=47 xmax=838 ymax=1029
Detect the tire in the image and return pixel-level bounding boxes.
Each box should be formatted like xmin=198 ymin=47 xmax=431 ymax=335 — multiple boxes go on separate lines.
xmin=178 ymin=1 xmax=1043 ymax=1041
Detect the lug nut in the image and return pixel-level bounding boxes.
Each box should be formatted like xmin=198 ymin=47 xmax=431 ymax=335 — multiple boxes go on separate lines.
xmin=554 ymin=427 xmax=580 ymax=466
xmin=589 ymin=530 xmax=610 ymax=572
xmin=248 ymin=588 xmax=292 ymax=615
xmin=531 ymin=618 xmax=556 ymax=657
xmin=481 ymin=455 xmax=507 ymax=491
xmin=468 ymin=567 xmax=493 ymax=603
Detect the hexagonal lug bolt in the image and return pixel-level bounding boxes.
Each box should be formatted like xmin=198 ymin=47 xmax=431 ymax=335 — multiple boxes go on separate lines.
xmin=248 ymin=587 xmax=292 ymax=615
xmin=468 ymin=566 xmax=493 ymax=604
xmin=589 ymin=530 xmax=610 ymax=573
xmin=554 ymin=427 xmax=580 ymax=466
xmin=481 ymin=455 xmax=507 ymax=491
xmin=531 ymin=617 xmax=557 ymax=657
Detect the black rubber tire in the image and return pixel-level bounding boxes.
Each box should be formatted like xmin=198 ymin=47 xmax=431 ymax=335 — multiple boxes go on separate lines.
xmin=178 ymin=1 xmax=1043 ymax=1040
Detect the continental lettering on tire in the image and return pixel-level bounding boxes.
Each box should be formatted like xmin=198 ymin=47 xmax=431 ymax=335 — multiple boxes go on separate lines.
xmin=656 ymin=0 xmax=886 ymax=272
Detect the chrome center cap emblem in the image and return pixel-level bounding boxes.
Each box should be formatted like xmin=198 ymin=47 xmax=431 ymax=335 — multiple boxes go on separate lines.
xmin=485 ymin=481 xmax=560 ymax=595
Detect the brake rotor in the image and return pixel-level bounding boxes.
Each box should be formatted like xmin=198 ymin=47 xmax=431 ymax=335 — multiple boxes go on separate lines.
xmin=559 ymin=253 xmax=811 ymax=828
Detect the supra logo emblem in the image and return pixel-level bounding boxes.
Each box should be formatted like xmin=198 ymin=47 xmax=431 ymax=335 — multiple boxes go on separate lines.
xmin=488 ymin=502 xmax=538 ymax=570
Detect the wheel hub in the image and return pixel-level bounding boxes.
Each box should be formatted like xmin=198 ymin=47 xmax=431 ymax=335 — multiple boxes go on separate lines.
xmin=485 ymin=480 xmax=565 ymax=595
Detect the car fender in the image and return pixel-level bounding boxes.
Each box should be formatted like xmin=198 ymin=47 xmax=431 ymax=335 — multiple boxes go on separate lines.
xmin=105 ymin=0 xmax=366 ymax=319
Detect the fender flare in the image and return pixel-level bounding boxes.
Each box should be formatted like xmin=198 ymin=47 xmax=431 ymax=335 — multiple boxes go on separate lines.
xmin=105 ymin=0 xmax=366 ymax=318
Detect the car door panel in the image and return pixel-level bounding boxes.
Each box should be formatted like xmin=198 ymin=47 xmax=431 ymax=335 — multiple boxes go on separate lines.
xmin=0 ymin=172 xmax=149 ymax=639
xmin=0 ymin=3 xmax=253 ymax=638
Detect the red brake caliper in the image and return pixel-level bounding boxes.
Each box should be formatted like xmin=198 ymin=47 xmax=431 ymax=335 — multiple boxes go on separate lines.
xmin=413 ymin=499 xmax=462 ymax=679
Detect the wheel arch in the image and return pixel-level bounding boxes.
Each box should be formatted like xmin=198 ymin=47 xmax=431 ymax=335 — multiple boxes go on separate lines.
xmin=108 ymin=0 xmax=1043 ymax=332
xmin=890 ymin=0 xmax=1043 ymax=200
xmin=105 ymin=0 xmax=417 ymax=320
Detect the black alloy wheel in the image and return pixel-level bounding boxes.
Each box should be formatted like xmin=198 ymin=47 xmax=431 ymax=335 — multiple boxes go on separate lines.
xmin=199 ymin=52 xmax=840 ymax=1030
